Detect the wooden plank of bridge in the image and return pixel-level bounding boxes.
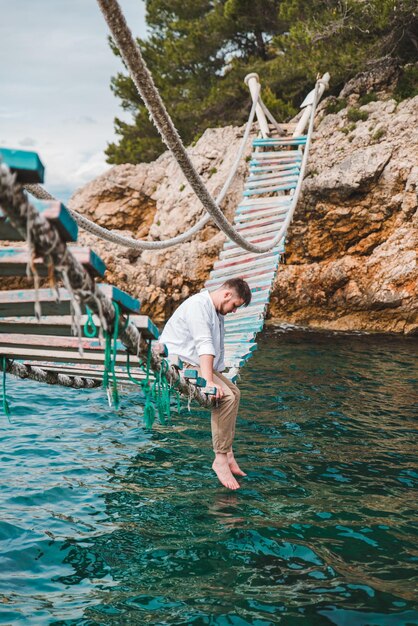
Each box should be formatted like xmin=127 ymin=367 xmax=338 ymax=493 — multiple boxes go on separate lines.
xmin=0 ymin=346 xmax=141 ymax=367
xmin=249 ymin=163 xmax=300 ymax=174
xmin=219 ymin=243 xmax=280 ymax=261
xmin=224 ymin=320 xmax=264 ymax=334
xmin=97 ymin=284 xmax=140 ymax=314
xmin=224 ymin=330 xmax=258 ymax=342
xmin=23 ymin=361 xmax=149 ymax=383
xmin=0 ymin=147 xmax=45 ymax=183
xmin=224 ymin=357 xmax=247 ymax=369
xmin=223 ymin=234 xmax=284 ymax=252
xmin=245 ymin=174 xmax=299 ymax=189
xmin=248 ymin=168 xmax=300 ymax=183
xmin=238 ymin=196 xmax=290 ymax=208
xmin=0 ymin=200 xmax=78 ymax=243
xmin=205 ymin=269 xmax=276 ymax=291
xmin=208 ymin=265 xmax=277 ymax=287
xmin=0 ymin=286 xmax=140 ymax=317
xmin=253 ymin=136 xmax=307 ymax=147
xmin=0 ymin=314 xmax=159 ymax=340
xmin=0 ymin=246 xmax=106 ymax=278
xmin=251 ymin=150 xmax=302 ymax=159
xmin=0 ymin=332 xmax=122 ymax=353
xmin=214 ymin=249 xmax=278 ymax=270
xmin=232 ymin=219 xmax=287 ymax=237
xmin=210 ymin=252 xmax=279 ymax=278
xmin=243 ymin=181 xmax=297 ymax=196
xmin=234 ymin=206 xmax=289 ymax=223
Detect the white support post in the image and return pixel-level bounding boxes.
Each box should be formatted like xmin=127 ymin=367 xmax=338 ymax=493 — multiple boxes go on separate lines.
xmin=293 ymin=72 xmax=330 ymax=137
xmin=244 ymin=73 xmax=270 ymax=139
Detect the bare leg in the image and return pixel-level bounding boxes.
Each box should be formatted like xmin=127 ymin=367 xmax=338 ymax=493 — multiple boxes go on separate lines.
xmin=227 ymin=449 xmax=247 ymax=476
xmin=212 ymin=453 xmax=240 ymax=490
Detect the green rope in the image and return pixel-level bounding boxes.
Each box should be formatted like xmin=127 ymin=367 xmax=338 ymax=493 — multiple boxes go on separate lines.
xmin=1 ymin=357 xmax=11 ymax=420
xmin=126 ymin=341 xmax=181 ymax=429
xmin=102 ymin=302 xmax=120 ymax=409
xmin=142 ymin=341 xmax=155 ymax=428
xmin=83 ymin=306 xmax=98 ymax=338
xmin=126 ymin=351 xmax=144 ymax=387
xmin=152 ymin=358 xmax=172 ymax=425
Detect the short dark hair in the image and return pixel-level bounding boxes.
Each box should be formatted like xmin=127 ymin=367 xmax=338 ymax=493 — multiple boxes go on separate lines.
xmin=221 ymin=278 xmax=252 ymax=307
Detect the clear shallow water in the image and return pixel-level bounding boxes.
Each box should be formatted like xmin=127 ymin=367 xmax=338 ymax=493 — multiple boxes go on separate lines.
xmin=0 ymin=329 xmax=417 ymax=625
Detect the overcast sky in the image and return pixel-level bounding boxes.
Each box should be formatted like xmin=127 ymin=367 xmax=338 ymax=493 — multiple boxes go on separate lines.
xmin=0 ymin=0 xmax=146 ymax=202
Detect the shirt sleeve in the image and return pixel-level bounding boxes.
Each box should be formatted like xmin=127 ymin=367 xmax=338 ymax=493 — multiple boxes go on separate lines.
xmin=187 ymin=300 xmax=216 ymax=357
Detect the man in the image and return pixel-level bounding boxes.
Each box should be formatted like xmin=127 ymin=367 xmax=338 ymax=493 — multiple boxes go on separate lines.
xmin=160 ymin=278 xmax=252 ymax=490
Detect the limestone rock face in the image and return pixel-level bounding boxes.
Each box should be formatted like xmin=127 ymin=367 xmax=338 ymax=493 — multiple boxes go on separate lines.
xmin=305 ymin=146 xmax=392 ymax=200
xmin=273 ymin=90 xmax=418 ymax=333
xmin=71 ymin=125 xmax=247 ymax=323
xmin=70 ymin=80 xmax=418 ymax=333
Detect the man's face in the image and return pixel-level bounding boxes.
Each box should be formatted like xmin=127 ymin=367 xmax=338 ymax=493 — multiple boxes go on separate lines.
xmin=219 ymin=290 xmax=245 ymax=315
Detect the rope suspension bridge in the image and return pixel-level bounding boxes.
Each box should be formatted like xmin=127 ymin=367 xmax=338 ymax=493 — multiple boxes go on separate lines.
xmin=0 ymin=0 xmax=329 ymax=425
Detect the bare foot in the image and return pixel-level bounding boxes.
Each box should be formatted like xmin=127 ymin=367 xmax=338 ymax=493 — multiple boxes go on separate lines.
xmin=212 ymin=458 xmax=240 ymax=490
xmin=227 ymin=451 xmax=247 ymax=477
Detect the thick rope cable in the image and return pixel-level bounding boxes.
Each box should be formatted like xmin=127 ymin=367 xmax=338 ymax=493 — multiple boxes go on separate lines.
xmin=94 ymin=0 xmax=322 ymax=254
xmin=0 ymin=358 xmax=100 ymax=389
xmin=24 ymin=85 xmax=260 ymax=250
xmin=0 ymin=164 xmax=212 ymax=408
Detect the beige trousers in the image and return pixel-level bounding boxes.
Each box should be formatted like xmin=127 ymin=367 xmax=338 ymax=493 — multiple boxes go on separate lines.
xmin=185 ymin=363 xmax=241 ymax=453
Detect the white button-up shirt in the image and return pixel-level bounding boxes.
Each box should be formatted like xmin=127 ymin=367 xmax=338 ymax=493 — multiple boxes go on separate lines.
xmin=160 ymin=290 xmax=225 ymax=372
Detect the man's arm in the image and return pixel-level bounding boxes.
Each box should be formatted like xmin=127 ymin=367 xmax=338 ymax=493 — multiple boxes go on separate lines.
xmin=200 ymin=354 xmax=224 ymax=400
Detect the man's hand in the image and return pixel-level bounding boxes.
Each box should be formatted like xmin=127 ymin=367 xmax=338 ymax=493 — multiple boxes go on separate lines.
xmin=208 ymin=382 xmax=224 ymax=401
xmin=200 ymin=354 xmax=224 ymax=400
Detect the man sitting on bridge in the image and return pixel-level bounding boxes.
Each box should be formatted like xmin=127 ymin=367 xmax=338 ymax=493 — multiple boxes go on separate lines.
xmin=160 ymin=278 xmax=252 ymax=490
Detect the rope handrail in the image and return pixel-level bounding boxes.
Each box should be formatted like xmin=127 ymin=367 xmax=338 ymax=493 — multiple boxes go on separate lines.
xmin=24 ymin=82 xmax=261 ymax=250
xmin=94 ymin=0 xmax=325 ymax=254
xmin=0 ymin=164 xmax=213 ymax=408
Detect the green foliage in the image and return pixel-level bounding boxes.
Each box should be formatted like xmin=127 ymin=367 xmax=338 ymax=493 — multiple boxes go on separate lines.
xmin=394 ymin=64 xmax=418 ymax=101
xmin=372 ymin=128 xmax=386 ymax=141
xmin=341 ymin=122 xmax=356 ymax=134
xmin=347 ymin=107 xmax=369 ymax=122
xmin=358 ymin=92 xmax=378 ymax=106
xmin=325 ymin=98 xmax=347 ymax=114
xmin=106 ymin=0 xmax=418 ymax=164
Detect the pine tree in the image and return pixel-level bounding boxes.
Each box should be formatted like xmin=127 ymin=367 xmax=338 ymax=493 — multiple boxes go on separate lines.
xmin=106 ymin=0 xmax=418 ymax=165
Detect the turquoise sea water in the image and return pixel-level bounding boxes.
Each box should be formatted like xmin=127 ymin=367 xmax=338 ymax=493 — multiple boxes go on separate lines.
xmin=0 ymin=328 xmax=417 ymax=625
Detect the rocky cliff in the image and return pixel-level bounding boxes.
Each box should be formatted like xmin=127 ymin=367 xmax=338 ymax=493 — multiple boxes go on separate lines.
xmin=70 ymin=69 xmax=418 ymax=334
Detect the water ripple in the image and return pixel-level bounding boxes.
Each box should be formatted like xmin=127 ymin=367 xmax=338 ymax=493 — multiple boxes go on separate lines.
xmin=0 ymin=330 xmax=417 ymax=625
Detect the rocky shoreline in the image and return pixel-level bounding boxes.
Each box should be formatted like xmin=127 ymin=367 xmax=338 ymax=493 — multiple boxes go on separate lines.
xmin=12 ymin=66 xmax=417 ymax=334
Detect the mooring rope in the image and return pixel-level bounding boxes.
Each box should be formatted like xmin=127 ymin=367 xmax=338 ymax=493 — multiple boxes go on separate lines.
xmin=94 ymin=0 xmax=323 ymax=254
